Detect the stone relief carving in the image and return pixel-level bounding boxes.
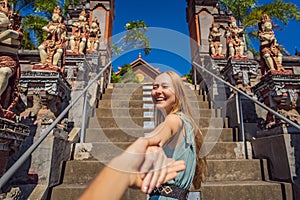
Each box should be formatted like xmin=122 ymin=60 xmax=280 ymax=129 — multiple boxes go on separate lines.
xmin=87 ymin=17 xmax=101 ymax=52
xmin=208 ymin=23 xmax=224 ymax=58
xmin=37 ymin=6 xmax=67 ymax=71
xmin=69 ymin=10 xmax=89 ymax=54
xmin=0 ymin=0 xmax=23 ymax=120
xmin=225 ymin=16 xmax=246 ymax=59
xmin=258 ymin=13 xmax=284 ymax=75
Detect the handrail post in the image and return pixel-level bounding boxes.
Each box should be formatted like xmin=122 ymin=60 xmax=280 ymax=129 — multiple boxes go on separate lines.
xmin=237 ymin=92 xmax=248 ymax=159
xmin=80 ymin=90 xmax=88 ymax=143
xmin=193 ymin=66 xmax=197 ymax=90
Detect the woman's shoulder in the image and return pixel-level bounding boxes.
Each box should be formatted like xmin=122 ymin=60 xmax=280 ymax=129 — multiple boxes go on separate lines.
xmin=164 ymin=113 xmax=183 ymax=132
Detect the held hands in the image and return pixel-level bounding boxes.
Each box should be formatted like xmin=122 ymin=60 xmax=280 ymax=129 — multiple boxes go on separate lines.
xmin=112 ymin=137 xmax=185 ymax=194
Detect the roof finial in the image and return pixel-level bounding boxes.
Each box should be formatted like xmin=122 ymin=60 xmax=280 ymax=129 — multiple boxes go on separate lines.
xmin=138 ymin=52 xmax=142 ymax=58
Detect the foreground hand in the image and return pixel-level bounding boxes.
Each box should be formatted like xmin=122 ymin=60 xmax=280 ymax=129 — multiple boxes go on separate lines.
xmin=108 ymin=137 xmax=185 ymax=193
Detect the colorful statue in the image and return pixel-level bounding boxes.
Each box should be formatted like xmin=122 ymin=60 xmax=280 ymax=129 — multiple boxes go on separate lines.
xmin=38 ymin=6 xmax=67 ymax=68
xmin=87 ymin=17 xmax=101 ymax=52
xmin=258 ymin=13 xmax=284 ymax=75
xmin=69 ymin=10 xmax=89 ymax=54
xmin=208 ymin=23 xmax=224 ymax=58
xmin=225 ymin=17 xmax=245 ymax=59
xmin=0 ymin=0 xmax=22 ymax=120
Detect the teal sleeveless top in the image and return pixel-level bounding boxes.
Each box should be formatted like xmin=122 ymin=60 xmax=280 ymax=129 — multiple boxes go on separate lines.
xmin=149 ymin=112 xmax=196 ymax=200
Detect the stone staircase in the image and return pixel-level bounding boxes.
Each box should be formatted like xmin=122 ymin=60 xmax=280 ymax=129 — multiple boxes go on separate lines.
xmin=50 ymin=83 xmax=293 ymax=200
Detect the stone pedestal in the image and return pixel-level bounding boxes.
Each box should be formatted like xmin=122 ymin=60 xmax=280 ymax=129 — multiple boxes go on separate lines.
xmin=0 ymin=118 xmax=29 ymax=177
xmin=252 ymin=131 xmax=300 ymax=199
xmin=252 ymin=72 xmax=300 ymax=128
xmin=19 ymin=70 xmax=71 ymax=123
xmin=221 ymin=58 xmax=258 ymax=91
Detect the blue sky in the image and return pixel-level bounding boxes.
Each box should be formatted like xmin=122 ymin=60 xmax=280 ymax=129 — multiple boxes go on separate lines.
xmin=111 ymin=0 xmax=300 ymax=76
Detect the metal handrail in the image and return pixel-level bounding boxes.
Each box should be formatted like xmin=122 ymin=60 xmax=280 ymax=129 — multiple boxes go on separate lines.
xmin=193 ymin=58 xmax=300 ymax=131
xmin=0 ymin=61 xmax=112 ymax=188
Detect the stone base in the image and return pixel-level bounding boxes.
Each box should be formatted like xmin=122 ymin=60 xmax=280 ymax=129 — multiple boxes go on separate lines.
xmin=252 ymin=132 xmax=300 ymax=199
xmin=260 ymin=69 xmax=293 ymax=80
xmin=32 ymin=63 xmax=61 ymax=73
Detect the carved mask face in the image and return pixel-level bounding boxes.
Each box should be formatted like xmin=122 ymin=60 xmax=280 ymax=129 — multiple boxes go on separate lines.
xmin=0 ymin=12 xmax=10 ymax=28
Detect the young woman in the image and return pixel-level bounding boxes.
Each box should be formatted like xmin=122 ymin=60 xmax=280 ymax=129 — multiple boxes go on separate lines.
xmin=142 ymin=71 xmax=207 ymax=199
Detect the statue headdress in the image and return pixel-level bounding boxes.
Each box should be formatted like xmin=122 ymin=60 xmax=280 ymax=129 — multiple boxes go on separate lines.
xmin=53 ymin=6 xmax=62 ymax=16
xmin=261 ymin=13 xmax=271 ymax=24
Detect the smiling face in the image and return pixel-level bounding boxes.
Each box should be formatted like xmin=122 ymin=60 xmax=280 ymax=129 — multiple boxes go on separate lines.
xmin=151 ymin=73 xmax=176 ymax=114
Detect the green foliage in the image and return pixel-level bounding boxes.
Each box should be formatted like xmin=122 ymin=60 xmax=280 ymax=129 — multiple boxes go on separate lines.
xmin=185 ymin=70 xmax=193 ymax=84
xmin=33 ymin=0 xmax=59 ymax=15
xmin=21 ymin=15 xmax=49 ymax=46
xmin=20 ymin=30 xmax=35 ymax=49
xmin=111 ymin=71 xmax=121 ymax=83
xmin=220 ymin=0 xmax=300 ymax=51
xmin=111 ymin=64 xmax=140 ymax=83
xmin=221 ymin=0 xmax=300 ymax=27
xmin=113 ymin=20 xmax=151 ymax=56
xmin=63 ymin=0 xmax=82 ymax=13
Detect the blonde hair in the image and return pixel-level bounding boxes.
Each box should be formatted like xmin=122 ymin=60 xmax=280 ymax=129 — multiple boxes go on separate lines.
xmin=153 ymin=71 xmax=207 ymax=189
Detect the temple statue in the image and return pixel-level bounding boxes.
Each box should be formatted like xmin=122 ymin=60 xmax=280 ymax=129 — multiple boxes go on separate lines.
xmin=208 ymin=23 xmax=224 ymax=58
xmin=0 ymin=0 xmax=22 ymax=120
xmin=225 ymin=17 xmax=245 ymax=59
xmin=87 ymin=17 xmax=101 ymax=52
xmin=69 ymin=10 xmax=89 ymax=54
xmin=258 ymin=13 xmax=284 ymax=75
xmin=38 ymin=6 xmax=67 ymax=68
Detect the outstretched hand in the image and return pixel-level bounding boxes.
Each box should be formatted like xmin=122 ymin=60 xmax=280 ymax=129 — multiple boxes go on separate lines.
xmin=111 ymin=137 xmax=186 ymax=194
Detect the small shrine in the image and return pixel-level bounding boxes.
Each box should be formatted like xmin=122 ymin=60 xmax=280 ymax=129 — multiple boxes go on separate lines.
xmin=20 ymin=6 xmax=71 ymax=124
xmin=252 ymin=14 xmax=300 ymax=130
xmin=206 ymin=13 xmax=259 ymax=92
xmin=0 ymin=0 xmax=29 ymax=179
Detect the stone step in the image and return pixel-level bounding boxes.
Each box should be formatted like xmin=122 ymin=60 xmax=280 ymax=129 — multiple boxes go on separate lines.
xmin=108 ymin=83 xmax=142 ymax=88
xmin=101 ymin=93 xmax=209 ymax=102
xmin=51 ymin=169 xmax=290 ymax=200
xmin=72 ymin=141 xmax=249 ymax=163
xmin=198 ymin=181 xmax=293 ymax=200
xmin=205 ymin=142 xmax=251 ymax=160
xmin=97 ymin=100 xmax=210 ymax=109
xmin=84 ymin=127 xmax=235 ymax=143
xmin=205 ymin=159 xmax=267 ymax=182
xmin=59 ymin=159 xmax=266 ymax=185
xmin=94 ymin=108 xmax=220 ymax=118
xmin=95 ymin=117 xmax=226 ymax=129
xmin=104 ymin=87 xmax=201 ymax=96
xmin=51 ymin=184 xmax=145 ymax=200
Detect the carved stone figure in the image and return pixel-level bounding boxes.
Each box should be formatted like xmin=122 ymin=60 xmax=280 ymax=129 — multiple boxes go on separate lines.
xmin=0 ymin=0 xmax=22 ymax=120
xmin=258 ymin=13 xmax=284 ymax=75
xmin=87 ymin=17 xmax=101 ymax=52
xmin=208 ymin=23 xmax=224 ymax=58
xmin=225 ymin=17 xmax=245 ymax=59
xmin=38 ymin=6 xmax=67 ymax=68
xmin=69 ymin=10 xmax=89 ymax=54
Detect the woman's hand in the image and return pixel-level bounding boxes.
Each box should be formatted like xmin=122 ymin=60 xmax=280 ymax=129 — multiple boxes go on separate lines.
xmin=139 ymin=146 xmax=185 ymax=194
xmin=109 ymin=137 xmax=185 ymax=194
